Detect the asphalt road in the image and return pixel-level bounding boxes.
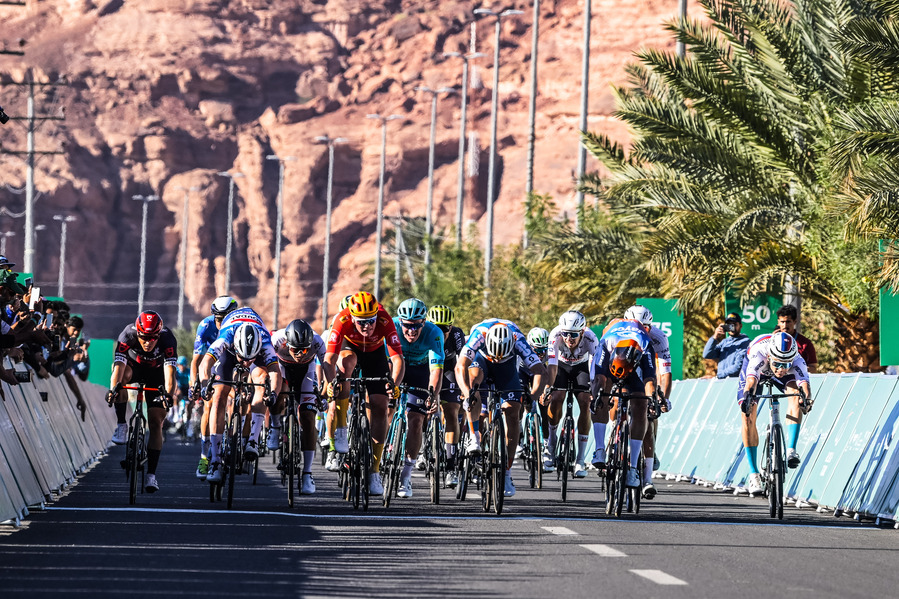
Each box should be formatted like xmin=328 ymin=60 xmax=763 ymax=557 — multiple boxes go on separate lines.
xmin=2 ymin=433 xmax=898 ymax=598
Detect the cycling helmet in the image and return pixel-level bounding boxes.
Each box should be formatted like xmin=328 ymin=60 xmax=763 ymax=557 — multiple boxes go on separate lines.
xmin=211 ymin=296 xmax=238 ymax=316
xmin=339 ymin=294 xmax=353 ymax=311
xmin=624 ymin=305 xmax=653 ymax=327
xmin=135 ymin=310 xmax=163 ymax=337
xmin=767 ymin=331 xmax=798 ymax=363
xmin=527 ymin=327 xmax=550 ymax=350
xmin=285 ymin=319 xmax=314 ymax=349
xmin=397 ymin=298 xmax=427 ymax=321
xmin=484 ymin=323 xmax=515 ymax=362
xmin=609 ymin=339 xmax=642 ymax=379
xmin=427 ymin=305 xmax=455 ymax=326
xmin=558 ymin=310 xmax=587 ymax=333
xmin=233 ymin=323 xmax=263 ymax=360
xmin=348 ymin=291 xmax=379 ymax=319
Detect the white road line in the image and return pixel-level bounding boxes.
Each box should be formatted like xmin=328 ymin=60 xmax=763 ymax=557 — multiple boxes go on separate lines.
xmin=580 ymin=544 xmax=627 ymax=557
xmin=630 ymin=569 xmax=688 ymax=585
xmin=541 ymin=526 xmax=578 ymax=535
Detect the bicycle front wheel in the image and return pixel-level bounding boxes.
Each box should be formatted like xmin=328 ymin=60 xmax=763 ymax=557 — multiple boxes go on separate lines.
xmin=128 ymin=421 xmax=142 ymax=505
xmin=615 ymin=423 xmax=630 ymax=517
xmin=492 ymin=420 xmax=507 ymax=515
xmin=287 ymin=413 xmax=299 ymax=508
xmin=430 ymin=417 xmax=442 ymax=505
xmin=560 ymin=416 xmax=574 ymax=502
xmin=772 ymin=426 xmax=785 ymax=520
xmin=359 ymin=411 xmax=372 ymax=512
xmin=226 ymin=415 xmax=241 ymax=510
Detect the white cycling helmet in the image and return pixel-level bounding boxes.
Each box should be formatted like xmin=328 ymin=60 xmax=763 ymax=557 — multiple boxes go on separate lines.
xmin=233 ymin=323 xmax=263 ymax=360
xmin=558 ymin=310 xmax=587 ymax=333
xmin=527 ymin=327 xmax=550 ymax=350
xmin=624 ymin=305 xmax=653 ymax=327
xmin=484 ymin=323 xmax=515 ymax=362
xmin=767 ymin=331 xmax=798 ymax=363
xmin=211 ymin=296 xmax=238 ymax=317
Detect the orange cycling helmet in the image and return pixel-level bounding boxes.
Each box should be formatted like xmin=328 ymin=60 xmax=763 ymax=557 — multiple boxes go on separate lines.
xmin=609 ymin=339 xmax=642 ymax=379
xmin=348 ymin=291 xmax=379 ymax=318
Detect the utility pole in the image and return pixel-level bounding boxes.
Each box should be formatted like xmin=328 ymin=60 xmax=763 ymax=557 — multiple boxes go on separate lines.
xmin=524 ymin=0 xmax=541 ymax=248
xmin=313 ymin=136 xmax=348 ymax=326
xmin=175 ymin=185 xmax=199 ymax=328
xmin=415 ymin=86 xmax=455 ymax=266
xmin=575 ymin=0 xmax=592 ymax=227
xmin=216 ymin=171 xmax=244 ymax=296
xmin=132 ymin=194 xmax=159 ymax=313
xmin=0 ymin=231 xmax=14 ymax=256
xmin=265 ymin=155 xmax=296 ymax=329
xmin=52 ymin=215 xmax=75 ymax=298
xmin=676 ymin=0 xmax=688 ymax=59
xmin=365 ymin=114 xmax=402 ymax=300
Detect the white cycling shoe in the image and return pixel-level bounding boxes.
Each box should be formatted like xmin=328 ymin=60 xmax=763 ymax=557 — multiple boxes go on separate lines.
xmin=301 ymin=473 xmax=316 ymax=495
xmin=111 ymin=423 xmax=128 ymax=445
xmin=573 ymin=462 xmax=588 ymax=478
xmin=398 ymin=476 xmax=413 ymax=498
xmin=334 ymin=427 xmax=349 ymax=454
xmin=503 ymin=471 xmax=516 ymax=497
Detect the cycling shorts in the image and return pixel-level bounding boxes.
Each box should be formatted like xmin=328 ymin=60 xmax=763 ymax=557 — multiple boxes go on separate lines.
xmin=403 ymin=363 xmax=431 ymax=416
xmin=125 ymin=359 xmax=165 ymax=406
xmin=211 ymin=351 xmax=270 ymax=383
xmin=281 ymin=361 xmax=318 ymax=406
xmin=440 ymin=369 xmax=462 ymax=405
xmin=553 ymin=361 xmax=591 ymax=393
xmin=342 ymin=340 xmax=391 ymax=396
xmin=466 ymin=353 xmax=522 ymax=411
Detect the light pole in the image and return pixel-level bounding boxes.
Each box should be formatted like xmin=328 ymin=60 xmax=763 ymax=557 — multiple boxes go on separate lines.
xmin=265 ymin=155 xmax=296 ymax=329
xmin=415 ymin=85 xmax=455 ymax=266
xmin=676 ymin=0 xmax=687 ymax=58
xmin=443 ymin=51 xmax=485 ymax=248
xmin=132 ymin=194 xmax=159 ymax=314
xmin=0 ymin=231 xmax=14 ymax=256
xmin=175 ymin=185 xmax=199 ymax=329
xmin=216 ymin=171 xmax=244 ymax=296
xmin=53 ymin=215 xmax=75 ymax=298
xmin=366 ymin=114 xmax=402 ymax=300
xmin=474 ymin=7 xmax=523 ymax=292
xmin=524 ymin=0 xmax=541 ymax=248
xmin=575 ymin=0 xmax=592 ymax=225
xmin=314 ymin=136 xmax=348 ymax=328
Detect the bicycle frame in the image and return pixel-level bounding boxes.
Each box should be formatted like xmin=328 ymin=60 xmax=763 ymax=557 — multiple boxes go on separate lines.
xmin=521 ymin=394 xmax=544 ymax=490
xmin=753 ymin=379 xmax=795 ymax=520
xmin=118 ymin=383 xmax=160 ymax=505
xmin=476 ymin=386 xmax=515 ymax=516
xmin=550 ymin=380 xmax=578 ymax=502
xmin=382 ymin=386 xmax=411 ymax=507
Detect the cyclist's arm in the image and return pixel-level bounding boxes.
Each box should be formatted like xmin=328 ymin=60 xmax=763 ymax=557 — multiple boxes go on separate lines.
xmin=455 ymin=353 xmax=474 ymax=398
xmin=190 ymin=352 xmax=202 ymax=387
xmin=528 ymin=361 xmax=548 ymax=398
xmin=389 ymin=353 xmax=404 ymax=387
xmin=322 ymin=352 xmax=338 ymax=383
xmin=110 ymin=361 xmax=126 ymax=389
xmin=163 ymin=363 xmax=177 ymax=396
xmin=198 ymin=352 xmax=215 ymax=382
xmin=427 ymin=366 xmax=443 ymax=398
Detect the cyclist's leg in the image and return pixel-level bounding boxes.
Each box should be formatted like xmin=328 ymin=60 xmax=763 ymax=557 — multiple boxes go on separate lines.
xmin=463 ymin=357 xmax=486 ymax=449
xmin=358 ymin=348 xmax=392 ymax=473
xmin=207 ymin=354 xmax=234 ymax=476
xmin=781 ymin=376 xmax=803 ymax=463
xmin=297 ymin=367 xmax=319 ymax=474
xmin=737 ymin=362 xmax=760 ymax=475
xmin=572 ymin=363 xmax=592 ymax=467
xmin=590 ymin=383 xmax=610 ymax=466
xmin=332 ymin=347 xmax=356 ymax=452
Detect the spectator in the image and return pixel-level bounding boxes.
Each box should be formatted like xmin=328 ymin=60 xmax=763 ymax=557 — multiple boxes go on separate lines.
xmin=775 ymin=305 xmax=818 ymax=373
xmin=703 ymin=312 xmax=751 ymax=378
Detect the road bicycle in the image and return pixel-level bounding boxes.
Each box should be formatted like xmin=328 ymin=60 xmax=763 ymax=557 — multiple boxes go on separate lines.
xmin=381 ymin=384 xmax=411 ymax=507
xmin=520 ymin=391 xmax=544 ymax=490
xmin=339 ymin=374 xmax=391 ymax=511
xmin=423 ymin=393 xmax=444 ymax=504
xmin=746 ymin=379 xmax=809 ymax=520
xmin=551 ymin=380 xmax=579 ymax=502
xmin=598 ymin=382 xmax=651 ymax=517
xmin=111 ymin=383 xmax=163 ymax=505
xmin=455 ymin=424 xmax=473 ymax=501
xmin=473 ymin=386 xmax=516 ymax=515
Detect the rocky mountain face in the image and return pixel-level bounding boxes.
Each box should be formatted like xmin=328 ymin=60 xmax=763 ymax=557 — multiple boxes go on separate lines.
xmin=0 ymin=0 xmax=677 ymax=336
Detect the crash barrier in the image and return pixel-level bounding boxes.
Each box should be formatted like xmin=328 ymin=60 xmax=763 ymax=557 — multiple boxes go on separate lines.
xmin=0 ymin=357 xmax=115 ymax=526
xmin=656 ymin=373 xmax=899 ymax=523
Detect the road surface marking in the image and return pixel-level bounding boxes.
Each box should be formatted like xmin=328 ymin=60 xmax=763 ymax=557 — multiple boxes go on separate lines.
xmin=581 ymin=544 xmax=627 ymax=557
xmin=630 ymin=569 xmax=688 ymax=585
xmin=541 ymin=526 xmax=578 ymax=535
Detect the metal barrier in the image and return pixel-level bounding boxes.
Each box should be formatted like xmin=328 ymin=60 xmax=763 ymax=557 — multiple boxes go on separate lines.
xmin=0 ymin=357 xmax=115 ymax=526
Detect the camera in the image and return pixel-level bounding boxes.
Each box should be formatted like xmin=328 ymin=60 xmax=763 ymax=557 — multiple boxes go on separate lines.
xmin=723 ymin=322 xmax=736 ymax=333
xmin=0 ymin=105 xmax=9 ymax=125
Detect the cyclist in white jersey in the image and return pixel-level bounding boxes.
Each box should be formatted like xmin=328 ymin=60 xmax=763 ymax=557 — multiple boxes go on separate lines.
xmin=545 ymin=311 xmax=598 ymax=478
xmin=624 ymin=305 xmax=672 ymax=499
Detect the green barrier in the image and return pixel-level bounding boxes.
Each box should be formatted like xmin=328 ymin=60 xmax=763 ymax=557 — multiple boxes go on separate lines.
xmin=87 ymin=339 xmax=117 ymax=388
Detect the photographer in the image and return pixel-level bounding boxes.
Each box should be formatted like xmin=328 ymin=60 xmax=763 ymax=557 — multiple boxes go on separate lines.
xmin=703 ymin=312 xmax=751 ymax=378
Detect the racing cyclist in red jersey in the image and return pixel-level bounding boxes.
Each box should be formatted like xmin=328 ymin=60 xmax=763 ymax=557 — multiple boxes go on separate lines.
xmin=323 ymin=292 xmax=405 ymax=496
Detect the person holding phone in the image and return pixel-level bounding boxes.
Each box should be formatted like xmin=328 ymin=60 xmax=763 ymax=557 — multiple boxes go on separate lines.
xmin=702 ymin=312 xmax=751 ymax=378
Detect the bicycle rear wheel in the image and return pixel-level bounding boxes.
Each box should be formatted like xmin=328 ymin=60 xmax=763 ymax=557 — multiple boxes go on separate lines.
xmin=772 ymin=426 xmax=785 ymax=520
xmin=287 ymin=413 xmax=299 ymax=507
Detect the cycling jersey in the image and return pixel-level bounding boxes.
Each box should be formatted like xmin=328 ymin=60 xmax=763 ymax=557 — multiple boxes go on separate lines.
xmin=593 ymin=319 xmax=657 ymax=384
xmin=743 ymin=333 xmax=810 ymax=383
xmin=326 ymin=305 xmax=403 ymax=356
xmin=393 ymin=317 xmax=444 ymax=370
xmin=114 ymin=325 xmax=178 ymax=368
xmin=646 ymin=325 xmax=672 ymax=375
xmin=442 ymin=325 xmax=466 ymax=372
xmin=193 ymin=315 xmax=219 ymax=355
xmin=461 ymin=318 xmax=540 ymax=368
xmin=546 ymin=325 xmax=598 ymax=366
xmin=207 ymin=307 xmax=278 ymax=367
xmin=271 ymin=328 xmax=326 ymax=366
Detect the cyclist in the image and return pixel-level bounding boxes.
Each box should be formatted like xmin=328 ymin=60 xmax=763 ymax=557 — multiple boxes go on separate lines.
xmin=323 ymin=291 xmax=404 ymax=496
xmin=545 ymin=310 xmax=598 ymax=479
xmin=190 ymin=296 xmax=237 ymax=480
xmin=623 ymin=305 xmax=672 ymax=500
xmin=737 ymin=331 xmax=813 ymax=496
xmin=519 ymin=327 xmax=552 ymax=472
xmin=107 ymin=310 xmax=178 ymax=493
xmin=590 ymin=318 xmax=658 ymax=489
xmin=456 ymin=320 xmax=548 ymax=497
xmin=271 ymin=319 xmax=329 ymax=495
xmin=427 ymin=304 xmax=466 ymax=488
xmin=392 ymin=298 xmax=444 ymax=498
xmin=321 ymin=293 xmax=356 ymax=469
xmin=199 ymin=308 xmax=282 ymax=484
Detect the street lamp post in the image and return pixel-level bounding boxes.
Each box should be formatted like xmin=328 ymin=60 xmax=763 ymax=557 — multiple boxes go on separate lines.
xmin=313 ymin=136 xmax=348 ymax=327
xmin=443 ymin=51 xmax=485 ymax=248
xmin=473 ymin=7 xmax=523 ymax=292
xmin=365 ymin=114 xmax=402 ymax=300
xmin=216 ymin=171 xmax=244 ymax=296
xmin=53 ymin=215 xmax=76 ymax=298
xmin=132 ymin=194 xmax=159 ymax=314
xmin=676 ymin=0 xmax=688 ymax=58
xmin=175 ymin=185 xmax=199 ymax=329
xmin=265 ymin=155 xmax=296 ymax=330
xmin=415 ymin=85 xmax=455 ymax=266
xmin=524 ymin=0 xmax=541 ymax=248
xmin=0 ymin=231 xmax=14 ymax=256
xmin=575 ymin=0 xmax=592 ymax=225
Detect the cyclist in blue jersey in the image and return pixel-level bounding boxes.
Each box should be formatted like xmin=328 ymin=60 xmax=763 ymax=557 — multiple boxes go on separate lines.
xmin=456 ymin=320 xmax=547 ymax=497
xmin=198 ymin=307 xmax=282 ymax=484
xmin=392 ymin=298 xmax=444 ymax=498
xmin=190 ymin=296 xmax=236 ymax=480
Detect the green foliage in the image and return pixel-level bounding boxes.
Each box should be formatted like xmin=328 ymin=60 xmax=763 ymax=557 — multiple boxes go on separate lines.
xmin=171 ymin=325 xmax=198 ymax=361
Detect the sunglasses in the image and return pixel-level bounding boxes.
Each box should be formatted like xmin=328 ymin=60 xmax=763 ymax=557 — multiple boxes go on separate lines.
xmin=353 ymin=316 xmax=377 ymax=327
xmin=401 ymin=320 xmax=424 ymax=331
xmin=288 ymin=345 xmax=311 ymax=356
xmin=437 ymin=324 xmax=451 ymax=334
xmin=560 ymin=331 xmax=580 ymax=339
xmin=137 ymin=333 xmax=159 ymax=341
xmin=771 ymin=360 xmax=793 ymax=370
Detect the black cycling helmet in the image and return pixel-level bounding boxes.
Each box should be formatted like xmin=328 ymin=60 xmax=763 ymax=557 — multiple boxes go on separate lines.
xmin=285 ymin=319 xmax=314 ymax=349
